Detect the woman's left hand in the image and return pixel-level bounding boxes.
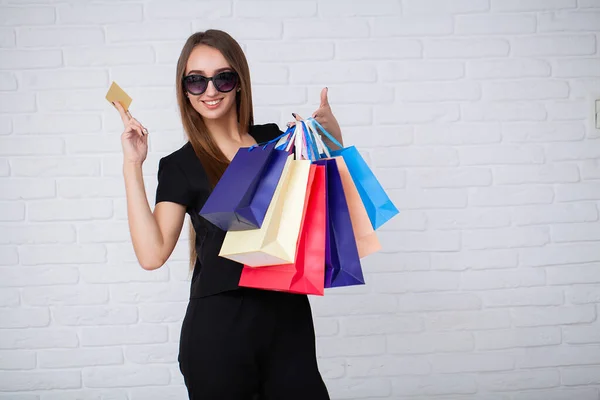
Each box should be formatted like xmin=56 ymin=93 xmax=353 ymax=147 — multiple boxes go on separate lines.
xmin=289 ymin=87 xmax=344 ymax=147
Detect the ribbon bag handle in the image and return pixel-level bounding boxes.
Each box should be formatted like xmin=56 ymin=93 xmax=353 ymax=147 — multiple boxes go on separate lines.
xmin=285 ymin=125 xmax=297 ymax=153
xmin=305 ymin=119 xmax=331 ymax=159
xmin=249 ymin=125 xmax=294 ymax=152
xmin=299 ymin=121 xmax=311 ymax=160
xmin=261 ymin=117 xmax=342 ymax=160
xmin=303 ymin=120 xmax=322 ymax=160
xmin=294 ymin=121 xmax=304 ymax=160
xmin=307 ymin=117 xmax=343 ymax=150
xmin=275 ymin=125 xmax=296 ymax=151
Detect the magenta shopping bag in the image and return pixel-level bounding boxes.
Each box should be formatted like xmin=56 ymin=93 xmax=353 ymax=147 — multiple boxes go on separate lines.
xmin=315 ymin=159 xmax=365 ymax=288
xmin=200 ymin=143 xmax=288 ymax=231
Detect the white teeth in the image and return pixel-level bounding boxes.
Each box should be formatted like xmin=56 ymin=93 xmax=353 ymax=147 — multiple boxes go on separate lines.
xmin=205 ymin=99 xmax=222 ymax=106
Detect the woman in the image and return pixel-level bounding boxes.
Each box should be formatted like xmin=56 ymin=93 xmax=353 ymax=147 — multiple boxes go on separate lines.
xmin=115 ymin=30 xmax=342 ymax=399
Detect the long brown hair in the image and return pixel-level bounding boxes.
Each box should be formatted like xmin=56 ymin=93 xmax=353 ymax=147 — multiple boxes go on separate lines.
xmin=175 ymin=30 xmax=254 ymax=271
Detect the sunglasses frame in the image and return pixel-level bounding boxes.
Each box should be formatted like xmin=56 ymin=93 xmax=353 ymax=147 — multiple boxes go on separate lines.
xmin=182 ymin=70 xmax=239 ymax=96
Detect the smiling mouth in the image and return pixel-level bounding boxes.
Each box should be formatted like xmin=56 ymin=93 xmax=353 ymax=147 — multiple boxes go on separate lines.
xmin=202 ymin=99 xmax=222 ymax=106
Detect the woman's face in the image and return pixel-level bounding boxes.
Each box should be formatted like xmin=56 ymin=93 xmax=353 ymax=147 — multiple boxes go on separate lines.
xmin=184 ymin=45 xmax=239 ymax=121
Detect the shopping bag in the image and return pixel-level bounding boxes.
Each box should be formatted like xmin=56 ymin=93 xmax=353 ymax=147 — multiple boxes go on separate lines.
xmin=315 ymin=158 xmax=365 ymax=288
xmin=238 ymin=164 xmax=326 ymax=295
xmin=307 ymin=118 xmax=399 ymax=230
xmin=219 ymin=156 xmax=312 ymax=266
xmin=301 ymin=120 xmax=380 ymax=257
xmin=200 ymin=142 xmax=287 ymax=231
xmin=331 ymin=146 xmax=398 ymax=229
xmin=335 ymin=157 xmax=381 ymax=258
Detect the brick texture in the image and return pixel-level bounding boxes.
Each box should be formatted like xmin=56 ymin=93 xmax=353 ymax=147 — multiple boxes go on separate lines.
xmin=1 ymin=0 xmax=600 ymax=398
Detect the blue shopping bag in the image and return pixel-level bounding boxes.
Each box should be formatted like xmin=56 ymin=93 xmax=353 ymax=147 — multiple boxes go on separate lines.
xmin=308 ymin=119 xmax=399 ymax=230
xmin=331 ymin=146 xmax=399 ymax=230
xmin=199 ymin=130 xmax=291 ymax=231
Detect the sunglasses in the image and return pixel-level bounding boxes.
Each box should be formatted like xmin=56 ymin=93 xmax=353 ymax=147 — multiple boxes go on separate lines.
xmin=182 ymin=71 xmax=239 ymax=96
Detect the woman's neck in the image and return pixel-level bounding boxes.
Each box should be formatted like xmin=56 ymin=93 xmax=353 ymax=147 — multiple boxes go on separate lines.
xmin=201 ymin=109 xmax=256 ymax=161
xmin=204 ymin=110 xmax=244 ymax=144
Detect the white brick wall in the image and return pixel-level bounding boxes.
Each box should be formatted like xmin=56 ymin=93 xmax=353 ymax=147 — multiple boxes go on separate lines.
xmin=0 ymin=0 xmax=599 ymax=399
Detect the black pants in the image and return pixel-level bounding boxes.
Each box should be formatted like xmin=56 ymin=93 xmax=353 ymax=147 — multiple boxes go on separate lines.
xmin=178 ymin=288 xmax=330 ymax=400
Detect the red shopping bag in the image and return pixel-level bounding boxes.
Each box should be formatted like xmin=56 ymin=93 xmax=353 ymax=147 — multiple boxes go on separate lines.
xmin=238 ymin=164 xmax=326 ymax=295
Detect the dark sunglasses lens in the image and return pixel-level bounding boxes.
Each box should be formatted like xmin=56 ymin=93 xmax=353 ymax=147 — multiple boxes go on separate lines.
xmin=214 ymin=72 xmax=238 ymax=92
xmin=184 ymin=75 xmax=208 ymax=95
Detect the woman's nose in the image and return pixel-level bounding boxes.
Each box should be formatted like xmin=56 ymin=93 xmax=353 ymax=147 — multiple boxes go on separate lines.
xmin=205 ymin=80 xmax=218 ymax=96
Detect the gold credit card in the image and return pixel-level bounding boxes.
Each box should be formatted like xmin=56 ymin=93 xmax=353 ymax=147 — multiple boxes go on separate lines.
xmin=105 ymin=81 xmax=132 ymax=111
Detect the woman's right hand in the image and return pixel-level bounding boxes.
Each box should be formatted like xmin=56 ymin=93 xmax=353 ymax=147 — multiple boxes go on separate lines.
xmin=114 ymin=101 xmax=149 ymax=165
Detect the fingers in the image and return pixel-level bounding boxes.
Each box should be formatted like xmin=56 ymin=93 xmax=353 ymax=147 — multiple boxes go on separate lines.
xmin=124 ymin=114 xmax=148 ymax=136
xmin=291 ymin=87 xmax=330 ymax=123
xmin=319 ymin=87 xmax=329 ymax=108
xmin=127 ymin=123 xmax=144 ymax=138
xmin=113 ymin=101 xmax=148 ymax=135
xmin=291 ymin=112 xmax=325 ymax=127
xmin=124 ymin=117 xmax=146 ymax=137
xmin=131 ymin=118 xmax=148 ymax=135
xmin=311 ymin=111 xmax=326 ymax=124
xmin=112 ymin=101 xmax=130 ymax=124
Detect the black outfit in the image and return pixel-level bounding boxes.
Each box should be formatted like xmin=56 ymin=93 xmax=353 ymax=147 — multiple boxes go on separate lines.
xmin=155 ymin=123 xmax=329 ymax=400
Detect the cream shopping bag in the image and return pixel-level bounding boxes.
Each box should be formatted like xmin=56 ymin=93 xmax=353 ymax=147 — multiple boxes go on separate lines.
xmin=219 ymin=155 xmax=312 ymax=266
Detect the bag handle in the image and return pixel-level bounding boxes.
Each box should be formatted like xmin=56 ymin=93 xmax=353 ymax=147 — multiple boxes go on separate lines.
xmin=306 ymin=117 xmax=343 ymax=150
xmin=304 ymin=120 xmax=322 ymax=159
xmin=282 ymin=118 xmax=338 ymax=161
xmin=249 ymin=117 xmax=343 ymax=160
xmin=294 ymin=121 xmax=303 ymax=160
xmin=248 ymin=125 xmax=294 ymax=152
xmin=302 ymin=121 xmax=318 ymax=160
xmin=304 ymin=119 xmax=331 ymax=159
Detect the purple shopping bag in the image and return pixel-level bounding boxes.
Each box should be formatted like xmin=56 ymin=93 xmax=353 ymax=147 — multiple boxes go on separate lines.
xmin=200 ymin=143 xmax=288 ymax=231
xmin=315 ymin=159 xmax=365 ymax=288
